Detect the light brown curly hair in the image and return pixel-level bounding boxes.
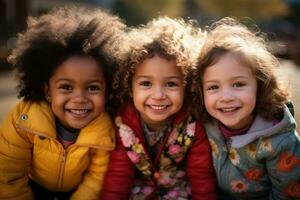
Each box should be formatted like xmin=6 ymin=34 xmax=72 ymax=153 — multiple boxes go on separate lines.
xmin=112 ymin=16 xmax=206 ymax=115
xmin=194 ymin=17 xmax=290 ymax=121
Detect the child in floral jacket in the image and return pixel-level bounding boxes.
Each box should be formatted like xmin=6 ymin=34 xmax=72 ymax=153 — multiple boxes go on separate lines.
xmin=99 ymin=17 xmax=217 ymax=200
xmin=194 ymin=17 xmax=300 ymax=199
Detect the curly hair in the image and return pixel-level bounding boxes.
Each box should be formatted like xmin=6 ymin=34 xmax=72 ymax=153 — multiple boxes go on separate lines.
xmin=194 ymin=17 xmax=289 ymax=121
xmin=8 ymin=5 xmax=128 ymax=106
xmin=112 ymin=16 xmax=205 ymax=114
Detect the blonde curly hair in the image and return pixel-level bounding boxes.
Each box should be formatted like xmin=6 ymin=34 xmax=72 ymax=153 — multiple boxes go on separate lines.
xmin=113 ymin=16 xmax=206 ymax=114
xmin=194 ymin=17 xmax=289 ymax=121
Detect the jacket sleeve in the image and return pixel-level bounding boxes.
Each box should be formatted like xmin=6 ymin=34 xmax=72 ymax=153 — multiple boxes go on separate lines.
xmin=71 ymin=114 xmax=115 ymax=200
xmin=0 ymin=107 xmax=34 ymax=200
xmin=99 ymin=129 xmax=136 ymax=200
xmin=264 ymin=130 xmax=300 ymax=199
xmin=187 ymin=122 xmax=218 ymax=200
xmin=70 ymin=149 xmax=111 ymax=200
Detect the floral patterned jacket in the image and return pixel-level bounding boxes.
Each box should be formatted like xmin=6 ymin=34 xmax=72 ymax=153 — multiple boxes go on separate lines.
xmin=99 ymin=104 xmax=217 ymax=200
xmin=206 ymin=104 xmax=300 ymax=200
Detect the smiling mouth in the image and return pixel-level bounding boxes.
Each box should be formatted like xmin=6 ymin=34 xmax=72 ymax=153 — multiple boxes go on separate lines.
xmin=147 ymin=105 xmax=169 ymax=110
xmin=219 ymin=107 xmax=239 ymax=113
xmin=67 ymin=109 xmax=90 ymax=115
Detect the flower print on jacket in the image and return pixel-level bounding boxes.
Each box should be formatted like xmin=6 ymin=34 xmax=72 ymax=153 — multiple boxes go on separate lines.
xmin=244 ymin=168 xmax=263 ymax=181
xmin=246 ymin=142 xmax=257 ymax=158
xmin=119 ymin=123 xmax=139 ymax=148
xmin=229 ymin=148 xmax=240 ymax=165
xmin=186 ymin=122 xmax=196 ymax=136
xmin=117 ymin=116 xmax=153 ymax=177
xmin=260 ymin=138 xmax=273 ymax=152
xmin=231 ymin=179 xmax=249 ymax=193
xmin=208 ymin=138 xmax=219 ymax=157
xmin=127 ymin=151 xmax=140 ymax=163
xmin=284 ymin=181 xmax=300 ymax=198
xmin=276 ymin=152 xmax=300 ymax=172
xmin=117 ymin=113 xmax=197 ymax=198
xmin=168 ymin=144 xmax=182 ymax=155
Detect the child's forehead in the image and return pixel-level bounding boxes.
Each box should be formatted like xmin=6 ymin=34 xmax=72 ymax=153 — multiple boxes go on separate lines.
xmin=53 ymin=56 xmax=104 ymax=77
xmin=132 ymin=55 xmax=183 ymax=80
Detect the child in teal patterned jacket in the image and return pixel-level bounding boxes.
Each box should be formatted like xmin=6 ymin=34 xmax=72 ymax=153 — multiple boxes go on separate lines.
xmin=194 ymin=17 xmax=300 ymax=199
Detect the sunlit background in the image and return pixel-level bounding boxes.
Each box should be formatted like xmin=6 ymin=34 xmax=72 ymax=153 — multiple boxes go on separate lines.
xmin=0 ymin=0 xmax=300 ymax=132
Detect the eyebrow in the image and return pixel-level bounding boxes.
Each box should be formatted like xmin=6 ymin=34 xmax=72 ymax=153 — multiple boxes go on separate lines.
xmin=135 ymin=75 xmax=181 ymax=79
xmin=204 ymin=75 xmax=249 ymax=82
xmin=55 ymin=78 xmax=105 ymax=84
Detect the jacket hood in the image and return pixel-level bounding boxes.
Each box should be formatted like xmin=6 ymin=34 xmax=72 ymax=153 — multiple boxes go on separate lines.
xmin=206 ymin=103 xmax=299 ymax=148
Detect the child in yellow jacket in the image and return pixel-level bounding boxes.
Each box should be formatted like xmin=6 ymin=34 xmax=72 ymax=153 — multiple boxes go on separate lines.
xmin=0 ymin=6 xmax=127 ymax=200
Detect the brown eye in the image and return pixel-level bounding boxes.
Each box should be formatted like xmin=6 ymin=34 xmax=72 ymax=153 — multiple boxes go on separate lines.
xmin=166 ymin=81 xmax=178 ymax=88
xmin=88 ymin=85 xmax=100 ymax=92
xmin=207 ymin=85 xmax=219 ymax=90
xmin=139 ymin=81 xmax=151 ymax=87
xmin=59 ymin=84 xmax=72 ymax=91
xmin=233 ymin=82 xmax=245 ymax=88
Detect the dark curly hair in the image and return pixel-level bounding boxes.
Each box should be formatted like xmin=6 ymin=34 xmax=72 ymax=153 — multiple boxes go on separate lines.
xmin=194 ymin=17 xmax=290 ymax=122
xmin=112 ymin=16 xmax=205 ymax=115
xmin=8 ymin=5 xmax=128 ymax=109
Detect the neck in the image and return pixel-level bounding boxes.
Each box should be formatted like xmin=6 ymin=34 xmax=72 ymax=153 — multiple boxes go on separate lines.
xmin=141 ymin=118 xmax=170 ymax=131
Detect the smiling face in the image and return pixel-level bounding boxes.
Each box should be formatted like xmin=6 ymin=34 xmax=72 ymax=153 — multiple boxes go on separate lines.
xmin=132 ymin=54 xmax=184 ymax=130
xmin=45 ymin=56 xmax=106 ymax=130
xmin=202 ymin=52 xmax=257 ymax=130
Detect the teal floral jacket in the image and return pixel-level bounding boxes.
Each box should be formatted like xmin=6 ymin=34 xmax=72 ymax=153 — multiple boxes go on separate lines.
xmin=205 ymin=104 xmax=300 ymax=200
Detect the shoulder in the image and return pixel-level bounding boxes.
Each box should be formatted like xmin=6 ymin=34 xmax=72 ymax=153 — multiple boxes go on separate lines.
xmin=85 ymin=112 xmax=114 ymax=134
xmin=2 ymin=100 xmax=41 ymax=124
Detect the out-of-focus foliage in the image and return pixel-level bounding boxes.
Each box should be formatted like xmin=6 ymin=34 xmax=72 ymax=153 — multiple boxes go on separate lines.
xmin=113 ymin=0 xmax=185 ymax=25
xmin=194 ymin=0 xmax=289 ymax=21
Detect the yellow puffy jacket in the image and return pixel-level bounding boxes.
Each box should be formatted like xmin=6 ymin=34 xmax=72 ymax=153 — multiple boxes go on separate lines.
xmin=0 ymin=101 xmax=115 ymax=200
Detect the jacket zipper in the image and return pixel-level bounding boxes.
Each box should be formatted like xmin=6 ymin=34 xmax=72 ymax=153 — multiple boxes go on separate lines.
xmin=17 ymin=124 xmax=68 ymax=191
xmin=16 ymin=124 xmax=112 ymax=191
xmin=57 ymin=148 xmax=66 ymax=190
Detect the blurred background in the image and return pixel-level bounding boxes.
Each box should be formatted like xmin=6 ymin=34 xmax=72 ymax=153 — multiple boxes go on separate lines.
xmin=0 ymin=0 xmax=300 ymax=132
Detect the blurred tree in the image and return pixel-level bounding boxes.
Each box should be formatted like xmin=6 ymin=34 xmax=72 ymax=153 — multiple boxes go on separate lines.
xmin=113 ymin=0 xmax=185 ymax=25
xmin=194 ymin=0 xmax=289 ymax=21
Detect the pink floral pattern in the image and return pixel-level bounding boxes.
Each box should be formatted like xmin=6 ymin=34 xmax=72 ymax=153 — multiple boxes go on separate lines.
xmin=116 ymin=115 xmax=196 ymax=199
xmin=168 ymin=144 xmax=182 ymax=155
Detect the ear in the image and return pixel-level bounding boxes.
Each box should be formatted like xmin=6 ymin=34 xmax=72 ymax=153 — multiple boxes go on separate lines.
xmin=43 ymin=83 xmax=51 ymax=103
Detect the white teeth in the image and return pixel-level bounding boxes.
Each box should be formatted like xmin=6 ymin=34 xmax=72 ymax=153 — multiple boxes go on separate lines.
xmin=149 ymin=105 xmax=167 ymax=110
xmin=69 ymin=109 xmax=89 ymax=114
xmin=221 ymin=108 xmax=236 ymax=112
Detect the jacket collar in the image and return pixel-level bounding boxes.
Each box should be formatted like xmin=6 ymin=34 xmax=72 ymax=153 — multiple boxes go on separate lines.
xmin=16 ymin=101 xmax=114 ymax=149
xmin=205 ymin=103 xmax=298 ymax=148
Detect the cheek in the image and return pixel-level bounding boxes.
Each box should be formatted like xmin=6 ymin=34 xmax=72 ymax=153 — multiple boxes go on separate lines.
xmin=244 ymin=86 xmax=257 ymax=109
xmin=246 ymin=94 xmax=257 ymax=111
xmin=50 ymin=95 xmax=65 ymax=109
xmin=94 ymin=95 xmax=106 ymax=110
xmin=132 ymin=88 xmax=145 ymax=104
xmin=203 ymin=92 xmax=214 ymax=109
xmin=133 ymin=94 xmax=144 ymax=110
xmin=50 ymin=99 xmax=64 ymax=118
xmin=174 ymin=92 xmax=184 ymax=106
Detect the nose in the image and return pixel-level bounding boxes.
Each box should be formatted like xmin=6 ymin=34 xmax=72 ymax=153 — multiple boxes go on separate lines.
xmin=71 ymin=89 xmax=88 ymax=103
xmin=220 ymin=88 xmax=235 ymax=102
xmin=152 ymin=86 xmax=166 ymax=100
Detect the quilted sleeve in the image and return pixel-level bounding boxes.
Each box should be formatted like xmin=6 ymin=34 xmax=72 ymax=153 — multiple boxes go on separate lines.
xmin=187 ymin=122 xmax=218 ymax=200
xmin=264 ymin=130 xmax=300 ymax=199
xmin=0 ymin=105 xmax=34 ymax=200
xmin=99 ymin=129 xmax=136 ymax=200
